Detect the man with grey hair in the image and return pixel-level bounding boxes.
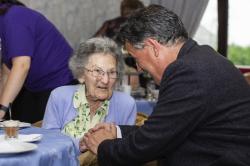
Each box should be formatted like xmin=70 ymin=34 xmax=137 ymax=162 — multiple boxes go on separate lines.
xmin=81 ymin=5 xmax=250 ymax=166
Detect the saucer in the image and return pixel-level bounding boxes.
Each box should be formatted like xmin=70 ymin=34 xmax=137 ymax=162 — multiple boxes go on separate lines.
xmin=0 ymin=121 xmax=31 ymax=128
xmin=0 ymin=134 xmax=42 ymax=143
xmin=0 ymin=141 xmax=37 ymax=154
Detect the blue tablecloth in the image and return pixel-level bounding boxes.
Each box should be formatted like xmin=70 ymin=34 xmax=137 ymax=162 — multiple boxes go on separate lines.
xmin=136 ymin=99 xmax=156 ymax=115
xmin=0 ymin=127 xmax=79 ymax=166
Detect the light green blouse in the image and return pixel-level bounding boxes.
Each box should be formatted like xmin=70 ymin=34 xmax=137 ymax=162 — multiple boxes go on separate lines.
xmin=62 ymin=85 xmax=109 ymax=138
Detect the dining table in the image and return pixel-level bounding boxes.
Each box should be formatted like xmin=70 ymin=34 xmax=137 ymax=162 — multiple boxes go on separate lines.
xmin=0 ymin=126 xmax=79 ymax=166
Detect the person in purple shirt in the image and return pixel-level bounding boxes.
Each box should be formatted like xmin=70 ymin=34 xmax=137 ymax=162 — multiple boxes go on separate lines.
xmin=0 ymin=0 xmax=74 ymax=123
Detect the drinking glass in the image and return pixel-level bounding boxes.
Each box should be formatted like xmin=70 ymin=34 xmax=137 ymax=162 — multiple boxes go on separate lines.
xmin=3 ymin=120 xmax=20 ymax=139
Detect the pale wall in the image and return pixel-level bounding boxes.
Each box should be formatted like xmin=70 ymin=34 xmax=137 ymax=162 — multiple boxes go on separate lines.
xmin=21 ymin=0 xmax=150 ymax=49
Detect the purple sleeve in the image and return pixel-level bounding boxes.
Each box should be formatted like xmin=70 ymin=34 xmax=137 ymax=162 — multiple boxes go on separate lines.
xmin=4 ymin=8 xmax=35 ymax=61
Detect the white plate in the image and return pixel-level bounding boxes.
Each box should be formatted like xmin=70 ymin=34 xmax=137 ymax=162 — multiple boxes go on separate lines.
xmin=0 ymin=121 xmax=31 ymax=128
xmin=18 ymin=122 xmax=31 ymax=128
xmin=0 ymin=141 xmax=37 ymax=154
xmin=0 ymin=134 xmax=42 ymax=143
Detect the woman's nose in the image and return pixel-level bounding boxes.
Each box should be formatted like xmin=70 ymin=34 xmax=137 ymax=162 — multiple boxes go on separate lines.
xmin=100 ymin=72 xmax=109 ymax=84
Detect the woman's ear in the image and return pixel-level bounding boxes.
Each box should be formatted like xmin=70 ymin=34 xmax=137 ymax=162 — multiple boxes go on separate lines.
xmin=78 ymin=76 xmax=85 ymax=84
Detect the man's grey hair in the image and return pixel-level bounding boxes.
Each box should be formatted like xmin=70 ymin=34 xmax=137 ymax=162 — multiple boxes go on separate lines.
xmin=117 ymin=4 xmax=188 ymax=48
xmin=69 ymin=37 xmax=124 ymax=79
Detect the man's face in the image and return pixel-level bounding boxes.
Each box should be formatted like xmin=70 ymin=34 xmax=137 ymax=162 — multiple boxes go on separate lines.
xmin=125 ymin=42 xmax=151 ymax=72
xmin=125 ymin=41 xmax=162 ymax=85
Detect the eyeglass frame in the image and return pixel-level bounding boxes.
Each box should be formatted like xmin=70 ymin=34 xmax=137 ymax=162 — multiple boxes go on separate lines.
xmin=83 ymin=67 xmax=119 ymax=79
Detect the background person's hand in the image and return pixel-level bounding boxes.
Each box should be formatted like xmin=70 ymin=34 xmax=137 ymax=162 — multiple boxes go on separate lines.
xmin=0 ymin=110 xmax=5 ymax=120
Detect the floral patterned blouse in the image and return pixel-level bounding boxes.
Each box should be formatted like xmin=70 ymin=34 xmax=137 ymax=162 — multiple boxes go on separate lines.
xmin=63 ymin=85 xmax=109 ymax=138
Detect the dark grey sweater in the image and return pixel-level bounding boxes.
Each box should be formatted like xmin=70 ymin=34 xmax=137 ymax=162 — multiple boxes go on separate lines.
xmin=98 ymin=39 xmax=250 ymax=166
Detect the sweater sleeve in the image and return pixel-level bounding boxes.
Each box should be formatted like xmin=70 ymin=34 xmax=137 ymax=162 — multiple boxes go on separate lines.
xmin=42 ymin=90 xmax=62 ymax=130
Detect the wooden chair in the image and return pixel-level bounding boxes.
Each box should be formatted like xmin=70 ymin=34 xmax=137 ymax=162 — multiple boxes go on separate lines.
xmin=136 ymin=112 xmax=148 ymax=126
xmin=78 ymin=151 xmax=98 ymax=166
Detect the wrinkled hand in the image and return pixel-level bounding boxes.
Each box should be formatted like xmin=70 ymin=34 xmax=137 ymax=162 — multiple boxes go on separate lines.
xmin=81 ymin=123 xmax=117 ymax=154
xmin=89 ymin=122 xmax=116 ymax=135
xmin=0 ymin=110 xmax=5 ymax=120
xmin=79 ymin=137 xmax=87 ymax=153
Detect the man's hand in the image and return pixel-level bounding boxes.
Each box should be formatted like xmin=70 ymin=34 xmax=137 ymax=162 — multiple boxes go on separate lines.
xmin=79 ymin=137 xmax=87 ymax=153
xmin=81 ymin=123 xmax=117 ymax=154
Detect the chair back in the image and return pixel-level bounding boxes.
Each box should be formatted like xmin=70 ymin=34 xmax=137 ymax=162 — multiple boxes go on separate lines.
xmin=78 ymin=151 xmax=97 ymax=166
xmin=136 ymin=112 xmax=148 ymax=126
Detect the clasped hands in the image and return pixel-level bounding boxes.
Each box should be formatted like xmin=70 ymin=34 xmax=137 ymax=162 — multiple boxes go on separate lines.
xmin=79 ymin=122 xmax=117 ymax=154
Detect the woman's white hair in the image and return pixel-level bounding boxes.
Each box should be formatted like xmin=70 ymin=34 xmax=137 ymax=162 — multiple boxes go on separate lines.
xmin=69 ymin=37 xmax=124 ymax=80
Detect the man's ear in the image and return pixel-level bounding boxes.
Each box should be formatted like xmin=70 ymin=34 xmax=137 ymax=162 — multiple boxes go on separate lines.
xmin=144 ymin=38 xmax=160 ymax=57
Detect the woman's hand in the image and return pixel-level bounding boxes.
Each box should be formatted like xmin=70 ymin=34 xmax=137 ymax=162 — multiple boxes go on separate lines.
xmin=83 ymin=128 xmax=117 ymax=154
xmin=79 ymin=137 xmax=87 ymax=153
xmin=0 ymin=110 xmax=5 ymax=119
xmin=89 ymin=122 xmax=117 ymax=136
xmin=79 ymin=123 xmax=117 ymax=154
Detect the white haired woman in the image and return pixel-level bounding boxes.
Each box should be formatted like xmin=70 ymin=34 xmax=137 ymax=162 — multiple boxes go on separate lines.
xmin=42 ymin=37 xmax=136 ymax=151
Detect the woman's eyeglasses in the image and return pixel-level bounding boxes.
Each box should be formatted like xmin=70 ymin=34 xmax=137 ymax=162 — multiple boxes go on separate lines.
xmin=83 ymin=67 xmax=118 ymax=79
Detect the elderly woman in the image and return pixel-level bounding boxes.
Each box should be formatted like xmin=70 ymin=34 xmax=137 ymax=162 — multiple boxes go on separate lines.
xmin=42 ymin=37 xmax=136 ymax=149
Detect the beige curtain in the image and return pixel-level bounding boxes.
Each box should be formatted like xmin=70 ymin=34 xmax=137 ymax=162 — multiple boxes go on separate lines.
xmin=150 ymin=0 xmax=209 ymax=37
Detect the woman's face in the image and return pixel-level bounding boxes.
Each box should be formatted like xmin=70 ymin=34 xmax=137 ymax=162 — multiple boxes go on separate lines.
xmin=80 ymin=53 xmax=117 ymax=101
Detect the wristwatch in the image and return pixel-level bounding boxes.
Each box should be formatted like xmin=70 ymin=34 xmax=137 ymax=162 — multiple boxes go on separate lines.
xmin=0 ymin=104 xmax=9 ymax=112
